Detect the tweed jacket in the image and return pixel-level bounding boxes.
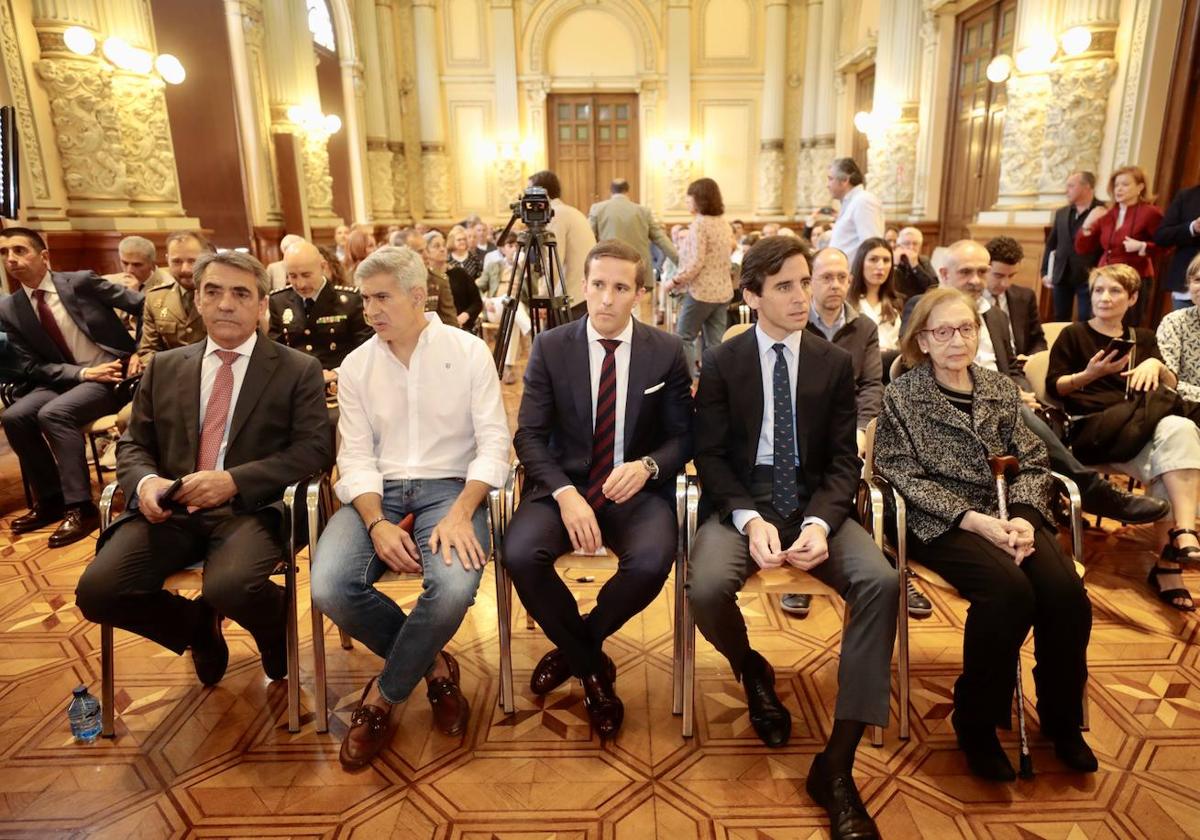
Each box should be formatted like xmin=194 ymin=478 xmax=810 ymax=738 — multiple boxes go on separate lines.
xmin=873 ymin=362 xmax=1054 ymax=543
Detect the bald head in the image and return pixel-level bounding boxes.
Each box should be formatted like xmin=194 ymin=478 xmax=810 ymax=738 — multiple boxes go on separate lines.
xmin=283 ymin=240 xmax=328 ymax=297
xmin=938 ymin=240 xmax=991 ymax=300
xmin=280 ymin=233 xmax=304 ymax=253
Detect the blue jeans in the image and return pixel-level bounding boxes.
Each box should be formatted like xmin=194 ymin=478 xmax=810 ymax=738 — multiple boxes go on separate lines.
xmin=675 ymin=293 xmax=728 ymax=375
xmin=311 ymin=479 xmax=489 ymax=704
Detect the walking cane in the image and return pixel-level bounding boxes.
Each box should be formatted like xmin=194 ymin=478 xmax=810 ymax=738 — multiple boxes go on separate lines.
xmin=988 ymin=453 xmax=1035 ymax=780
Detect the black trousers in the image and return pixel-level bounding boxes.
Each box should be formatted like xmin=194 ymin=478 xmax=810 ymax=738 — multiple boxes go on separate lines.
xmin=0 ymin=383 xmax=124 ymax=506
xmin=502 ymin=491 xmax=677 ymax=676
xmin=75 ymin=507 xmax=287 ymax=654
xmin=915 ymin=505 xmax=1091 ymax=734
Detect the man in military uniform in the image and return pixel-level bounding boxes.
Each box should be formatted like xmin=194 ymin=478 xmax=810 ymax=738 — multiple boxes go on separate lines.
xmin=268 ymin=240 xmax=372 ymax=396
xmin=402 ymin=229 xmax=458 ymax=326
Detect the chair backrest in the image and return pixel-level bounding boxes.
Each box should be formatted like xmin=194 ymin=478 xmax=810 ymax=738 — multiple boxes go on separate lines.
xmin=888 ymin=354 xmax=906 ymax=383
xmin=722 ymin=322 xmax=753 ymax=342
xmin=862 ymin=417 xmax=878 ymax=479
xmin=1042 ymin=321 xmax=1070 ymax=350
xmin=1022 ymin=350 xmax=1063 ymax=409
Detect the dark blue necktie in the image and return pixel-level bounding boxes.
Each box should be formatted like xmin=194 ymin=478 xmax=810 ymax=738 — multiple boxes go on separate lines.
xmin=772 ymin=343 xmax=799 ymax=517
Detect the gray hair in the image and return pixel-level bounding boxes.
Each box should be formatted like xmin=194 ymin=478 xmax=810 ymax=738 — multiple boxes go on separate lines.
xmin=194 ymin=250 xmax=270 ymax=298
xmin=355 ymin=245 xmax=427 ymax=292
xmin=830 ymin=157 xmax=865 ymax=187
xmin=118 ymin=235 xmax=155 ymax=262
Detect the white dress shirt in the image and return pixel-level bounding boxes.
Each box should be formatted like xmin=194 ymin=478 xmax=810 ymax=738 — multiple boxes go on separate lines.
xmin=334 ymin=313 xmax=510 ymax=503
xmin=857 ymin=297 xmax=900 ymax=350
xmin=25 ymin=273 xmax=113 ymax=370
xmin=732 ymin=325 xmax=829 ymax=536
xmin=982 ymin=289 xmax=1018 ymax=349
xmin=974 ymin=296 xmax=999 ymax=372
xmin=198 ymin=333 xmax=258 ymax=470
xmin=829 ymin=185 xmax=885 ymax=264
xmin=552 ymin=316 xmax=635 ymax=498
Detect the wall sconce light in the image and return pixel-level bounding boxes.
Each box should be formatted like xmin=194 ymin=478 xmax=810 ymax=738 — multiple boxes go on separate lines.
xmin=1060 ymin=26 xmax=1092 ymax=57
xmin=853 ymin=110 xmax=874 ymax=134
xmin=155 ymin=54 xmax=186 ymax=85
xmin=1015 ymin=34 xmax=1057 ymax=73
xmin=323 ymin=114 xmax=342 ymax=134
xmin=650 ymin=138 xmax=702 ymax=164
xmin=287 ymin=104 xmax=340 ymax=135
xmin=63 ymin=26 xmax=95 ymax=56
xmin=986 ymin=54 xmax=1014 ymax=83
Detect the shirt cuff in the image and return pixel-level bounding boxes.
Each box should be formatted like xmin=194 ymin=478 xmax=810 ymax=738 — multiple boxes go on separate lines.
xmin=335 ymin=470 xmax=384 ymax=505
xmin=134 ymin=473 xmax=159 ymax=500
xmin=1191 ymin=219 xmax=1200 ymax=236
xmin=801 ymin=516 xmax=831 ymax=537
xmin=732 ymin=509 xmax=761 ymax=535
xmin=465 ymin=456 xmax=510 ymax=490
xmin=551 ymin=485 xmax=575 ymax=500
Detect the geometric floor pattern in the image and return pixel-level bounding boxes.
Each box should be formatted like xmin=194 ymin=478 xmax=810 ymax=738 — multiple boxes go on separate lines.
xmin=2 ymin=424 xmax=1200 ymax=836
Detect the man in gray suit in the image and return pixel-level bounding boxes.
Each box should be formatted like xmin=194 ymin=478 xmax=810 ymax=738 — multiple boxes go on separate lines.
xmin=588 ymin=179 xmax=678 ymax=290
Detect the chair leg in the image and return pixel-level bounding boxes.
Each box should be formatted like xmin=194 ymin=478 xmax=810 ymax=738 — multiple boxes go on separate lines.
xmin=672 ymin=558 xmax=685 ymax=715
xmin=496 ymin=561 xmax=515 ymax=714
xmin=682 ymin=605 xmax=696 ymax=738
xmin=89 ymin=433 xmax=105 ymax=489
xmin=1081 ymin=688 xmax=1090 ymax=732
xmin=307 ymin=484 xmax=330 ymax=733
xmin=339 ymin=628 xmax=353 ymax=650
xmin=284 ymin=517 xmax=300 ymax=734
xmin=101 ymin=624 xmax=115 ymax=738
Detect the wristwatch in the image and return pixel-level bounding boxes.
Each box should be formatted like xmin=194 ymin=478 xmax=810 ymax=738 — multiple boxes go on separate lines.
xmin=639 ymin=455 xmax=660 ymax=480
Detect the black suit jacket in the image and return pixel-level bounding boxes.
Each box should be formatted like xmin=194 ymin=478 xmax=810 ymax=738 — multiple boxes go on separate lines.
xmin=113 ymin=334 xmax=332 ymax=527
xmin=694 ymin=327 xmax=860 ymax=532
xmin=0 ymin=271 xmax=142 ymax=388
xmin=1154 ymin=184 xmax=1200 ymax=293
xmin=1000 ymin=285 xmax=1046 ymax=356
xmin=513 ymin=317 xmax=693 ymax=504
xmin=901 ymin=293 xmax=1026 ymax=387
xmin=1041 ymin=199 xmax=1104 ymax=288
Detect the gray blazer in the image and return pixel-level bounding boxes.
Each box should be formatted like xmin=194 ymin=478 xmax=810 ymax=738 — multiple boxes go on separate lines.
xmin=873 ymin=362 xmax=1054 ymax=543
xmin=587 ymin=194 xmax=678 ymax=288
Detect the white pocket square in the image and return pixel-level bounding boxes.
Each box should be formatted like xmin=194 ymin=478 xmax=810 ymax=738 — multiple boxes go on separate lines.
xmin=643 ymin=382 xmax=665 ymax=394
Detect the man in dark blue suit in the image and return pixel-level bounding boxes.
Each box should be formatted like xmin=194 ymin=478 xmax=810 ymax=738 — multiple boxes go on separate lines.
xmin=1154 ymin=182 xmax=1200 ymax=310
xmin=0 ymin=228 xmax=143 ymax=546
xmin=504 ymin=239 xmax=693 ymax=739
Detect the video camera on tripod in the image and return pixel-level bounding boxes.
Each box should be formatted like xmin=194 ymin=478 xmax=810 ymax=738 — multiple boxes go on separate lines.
xmin=489 ymin=186 xmax=573 ymax=374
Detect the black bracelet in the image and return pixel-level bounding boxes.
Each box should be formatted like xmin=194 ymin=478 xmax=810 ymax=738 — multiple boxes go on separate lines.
xmin=366 ymin=516 xmax=387 ymax=535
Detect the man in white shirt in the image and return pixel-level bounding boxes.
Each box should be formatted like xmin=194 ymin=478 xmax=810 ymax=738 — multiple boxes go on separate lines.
xmin=528 ymin=170 xmax=597 ymax=319
xmin=827 ymin=158 xmax=885 ymax=265
xmin=310 ymin=246 xmax=510 ymax=771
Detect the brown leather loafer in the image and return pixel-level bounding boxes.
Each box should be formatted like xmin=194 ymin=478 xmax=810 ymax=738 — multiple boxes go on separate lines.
xmin=427 ymin=650 xmax=469 ymax=736
xmin=530 ymin=648 xmax=616 ymax=695
xmin=339 ymin=678 xmax=396 ymax=771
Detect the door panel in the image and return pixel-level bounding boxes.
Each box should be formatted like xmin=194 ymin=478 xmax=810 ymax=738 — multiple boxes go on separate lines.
xmin=548 ymin=93 xmax=639 ymax=211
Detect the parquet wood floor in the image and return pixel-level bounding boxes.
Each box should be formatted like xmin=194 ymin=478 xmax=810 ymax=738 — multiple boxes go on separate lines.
xmin=2 ymin=344 xmax=1199 ymax=838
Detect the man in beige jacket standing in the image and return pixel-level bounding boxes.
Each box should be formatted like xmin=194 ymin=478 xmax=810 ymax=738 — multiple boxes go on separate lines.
xmin=528 ymin=170 xmax=596 ymax=320
xmin=588 ymin=179 xmax=678 ymax=291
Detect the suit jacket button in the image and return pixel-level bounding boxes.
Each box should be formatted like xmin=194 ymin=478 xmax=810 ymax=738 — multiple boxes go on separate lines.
xmin=305 ymin=344 xmax=313 ymax=351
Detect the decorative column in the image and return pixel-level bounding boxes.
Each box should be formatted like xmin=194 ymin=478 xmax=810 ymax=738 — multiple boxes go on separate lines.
xmin=793 ymin=0 xmax=822 ymax=213
xmin=663 ymin=0 xmax=693 ymax=212
xmin=491 ymin=0 xmax=523 ymax=213
xmin=358 ymin=0 xmax=393 ymax=219
xmin=1036 ymin=0 xmax=1119 ymax=204
xmin=412 ymin=0 xmax=450 ymax=219
xmin=909 ymin=6 xmax=943 ymax=220
xmin=376 ymin=0 xmax=410 ymax=219
xmin=796 ymin=0 xmax=838 ymax=212
xmin=756 ymin=0 xmax=787 ymax=217
xmin=225 ymin=0 xmax=281 ymax=225
xmin=865 ymin=0 xmax=920 ymax=216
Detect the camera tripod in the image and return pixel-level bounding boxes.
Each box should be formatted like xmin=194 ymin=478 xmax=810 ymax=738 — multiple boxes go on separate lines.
xmin=490 ymin=216 xmax=574 ymax=375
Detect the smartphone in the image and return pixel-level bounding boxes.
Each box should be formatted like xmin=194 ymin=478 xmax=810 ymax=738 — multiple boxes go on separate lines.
xmin=1105 ymin=338 xmax=1135 ymax=358
xmin=160 ymin=477 xmax=184 ymax=503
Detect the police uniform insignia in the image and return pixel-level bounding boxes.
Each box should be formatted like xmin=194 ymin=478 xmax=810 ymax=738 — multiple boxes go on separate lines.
xmin=339 ymin=294 xmax=348 ymax=303
xmin=283 ymin=308 xmax=294 ymax=325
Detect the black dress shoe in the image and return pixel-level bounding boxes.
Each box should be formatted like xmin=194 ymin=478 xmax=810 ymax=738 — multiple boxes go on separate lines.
xmin=260 ymin=638 xmax=288 ymax=681
xmin=11 ymin=501 xmax=65 ymax=534
xmin=1051 ymin=729 xmax=1098 ymax=773
xmin=805 ymin=752 xmax=880 ymax=840
xmin=191 ymin=602 xmax=229 ymax=686
xmin=741 ymin=650 xmax=792 ymax=748
xmin=530 ymin=647 xmax=615 ymax=695
xmin=47 ymin=503 xmax=99 ymax=548
xmin=1082 ymin=480 xmax=1170 ymax=524
xmin=581 ymin=671 xmax=624 ymax=740
xmin=905 ymin=570 xmax=933 ymax=618
xmin=951 ymin=711 xmax=1015 ymax=781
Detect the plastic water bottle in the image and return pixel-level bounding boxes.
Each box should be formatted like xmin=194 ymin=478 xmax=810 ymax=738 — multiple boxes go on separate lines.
xmin=67 ymin=686 xmax=102 ymax=744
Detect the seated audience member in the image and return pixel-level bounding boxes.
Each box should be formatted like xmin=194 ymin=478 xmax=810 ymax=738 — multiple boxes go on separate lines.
xmin=892 ymin=226 xmax=938 ymax=297
xmin=319 ymin=245 xmax=350 ymax=287
xmin=731 ymin=219 xmax=745 ymax=239
xmin=343 ymin=227 xmax=377 ymax=281
xmin=268 ymin=240 xmax=372 ymax=390
xmin=1154 ymin=181 xmax=1200 ymax=311
xmin=688 ymin=235 xmax=896 ymax=840
xmin=884 ymin=227 xmax=899 ymax=249
xmin=267 ymin=234 xmax=303 ymax=291
xmin=849 ymin=236 xmax=903 ymax=353
xmin=479 ymin=233 xmax=530 ymax=384
xmin=1043 ymin=171 xmax=1105 ymax=320
xmin=469 ymin=216 xmax=495 ymax=262
xmin=1075 ymin=165 xmax=1162 ymax=326
xmin=760 ymin=222 xmax=781 ymax=237
xmin=311 ymin=246 xmax=509 ymax=770
xmin=0 ymin=228 xmax=144 ymax=547
xmin=334 ymin=224 xmax=350 ymax=262
xmin=425 ymin=230 xmax=482 ymax=331
xmin=875 ymin=287 xmax=1095 ymax=779
xmin=104 ymin=236 xmax=164 ymax=337
xmin=983 ymin=236 xmax=1047 ymax=357
xmin=446 ymin=224 xmax=483 ymax=282
xmin=403 ymin=229 xmax=458 ymax=326
xmin=1048 ymin=264 xmax=1200 ymax=611
xmin=902 ymin=240 xmax=1169 ymax=527
xmin=503 ymin=240 xmax=693 ymax=740
xmin=1156 ymin=254 xmax=1200 ymax=401
xmin=75 ymin=251 xmax=331 ymax=688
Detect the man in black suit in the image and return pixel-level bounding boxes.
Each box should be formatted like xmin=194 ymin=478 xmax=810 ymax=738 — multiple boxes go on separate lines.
xmin=1041 ymin=171 xmax=1104 ymax=320
xmin=688 ymin=235 xmax=894 ymax=840
xmin=984 ymin=236 xmax=1046 ymax=357
xmin=0 ymin=227 xmax=143 ymax=546
xmin=75 ymin=251 xmax=331 ymax=685
xmin=504 ymin=239 xmax=693 ymax=739
xmin=893 ymin=226 xmax=938 ymax=297
xmin=1154 ymin=182 xmax=1200 ymax=311
xmin=902 ymin=239 xmax=1167 ymax=527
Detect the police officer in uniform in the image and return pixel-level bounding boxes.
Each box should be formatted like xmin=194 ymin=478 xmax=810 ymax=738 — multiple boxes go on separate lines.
xmin=268 ymin=241 xmax=372 ymax=423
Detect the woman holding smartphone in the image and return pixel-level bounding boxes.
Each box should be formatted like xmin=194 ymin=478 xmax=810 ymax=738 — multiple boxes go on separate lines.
xmin=1048 ymin=264 xmax=1200 ymax=611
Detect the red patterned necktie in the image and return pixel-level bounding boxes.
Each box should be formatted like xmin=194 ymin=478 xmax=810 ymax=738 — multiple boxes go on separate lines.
xmin=196 ymin=350 xmax=239 ymax=471
xmin=31 ymin=289 xmax=76 ymax=364
xmin=585 ymin=339 xmax=621 ymax=509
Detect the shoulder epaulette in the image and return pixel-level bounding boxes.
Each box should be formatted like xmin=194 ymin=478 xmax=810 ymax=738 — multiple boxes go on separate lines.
xmin=269 ymin=286 xmax=294 ymax=295
xmin=147 ymin=280 xmax=175 ymax=292
xmin=334 ymin=285 xmax=359 ymax=293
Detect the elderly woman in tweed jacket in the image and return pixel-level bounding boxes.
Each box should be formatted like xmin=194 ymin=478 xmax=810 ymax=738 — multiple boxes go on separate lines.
xmin=874 ymin=287 xmax=1095 ymax=782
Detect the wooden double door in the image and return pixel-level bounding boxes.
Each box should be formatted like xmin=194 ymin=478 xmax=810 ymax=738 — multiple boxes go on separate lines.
xmin=547 ymin=93 xmax=639 ymax=212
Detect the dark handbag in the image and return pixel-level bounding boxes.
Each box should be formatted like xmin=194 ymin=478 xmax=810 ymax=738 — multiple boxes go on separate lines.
xmin=1069 ymin=385 xmax=1184 ymax=464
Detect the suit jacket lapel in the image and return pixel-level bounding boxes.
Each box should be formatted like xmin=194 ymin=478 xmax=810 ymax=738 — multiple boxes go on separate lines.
xmin=793 ymin=337 xmax=820 ymax=465
xmin=10 ymin=290 xmax=59 ymax=360
xmin=984 ymin=308 xmax=1011 ymax=373
xmin=623 ymin=321 xmax=652 ymax=451
xmin=226 ymin=334 xmax=278 ymax=450
xmin=568 ymin=318 xmax=593 ymax=440
xmin=730 ymin=329 xmax=764 ymax=464
xmin=52 ymin=274 xmax=91 ymax=343
xmin=181 ymin=341 xmax=205 ymax=460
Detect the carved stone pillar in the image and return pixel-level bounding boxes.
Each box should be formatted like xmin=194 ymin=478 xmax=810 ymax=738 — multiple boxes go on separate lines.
xmin=301 ymin=128 xmax=335 ymax=219
xmin=367 ymin=141 xmax=395 ymax=217
xmin=225 ymin=0 xmax=280 ymax=225
xmin=110 ymin=71 xmax=183 ymax=216
xmin=412 ymin=0 xmax=450 ymax=219
xmin=866 ymin=0 xmax=920 ymax=214
xmin=756 ymin=0 xmax=787 ymax=216
xmin=389 ymin=140 xmax=409 ymax=217
xmin=794 ymin=0 xmax=838 ymax=214
xmin=376 ymin=0 xmax=411 ymax=220
xmin=420 ymin=144 xmax=451 ymax=218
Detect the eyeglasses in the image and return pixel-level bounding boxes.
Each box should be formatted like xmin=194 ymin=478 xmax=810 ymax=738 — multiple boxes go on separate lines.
xmin=922 ymin=323 xmax=978 ymax=342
